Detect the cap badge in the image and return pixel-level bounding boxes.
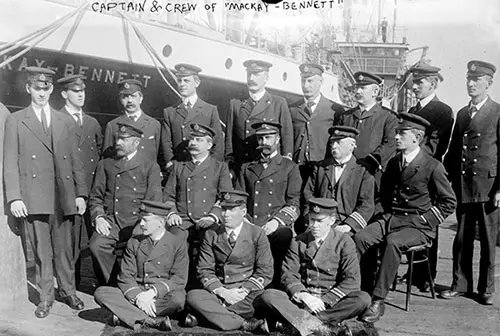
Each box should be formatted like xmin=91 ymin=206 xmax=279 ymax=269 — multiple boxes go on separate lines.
xmin=224 ymin=193 xmax=231 ymax=200
xmin=120 ymin=126 xmax=126 ymax=132
xmin=334 ymin=130 xmax=340 ymax=135
xmin=180 ymin=66 xmax=186 ymax=72
xmin=39 ymin=74 xmax=46 ymax=81
xmin=358 ymin=74 xmax=364 ymax=81
xmin=303 ymin=66 xmax=309 ymax=72
xmin=193 ymin=124 xmax=200 ymax=131
xmin=251 ymin=63 xmax=257 ymax=68
xmin=313 ymin=206 xmax=320 ymax=213
xmin=263 ymin=124 xmax=270 ymax=129
xmin=399 ymin=118 xmax=403 ymax=123
xmin=140 ymin=204 xmax=146 ymax=210
xmin=124 ymin=83 xmax=130 ymax=89
xmin=471 ymin=63 xmax=477 ymax=71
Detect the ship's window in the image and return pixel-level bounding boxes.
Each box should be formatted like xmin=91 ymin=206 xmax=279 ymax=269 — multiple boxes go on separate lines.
xmin=331 ymin=85 xmax=334 ymax=92
xmin=162 ymin=45 xmax=172 ymax=57
xmin=282 ymin=72 xmax=288 ymax=81
xmin=225 ymin=58 xmax=233 ymax=69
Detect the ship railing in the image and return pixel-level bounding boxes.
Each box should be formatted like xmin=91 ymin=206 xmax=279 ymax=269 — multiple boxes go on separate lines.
xmin=342 ymin=56 xmax=400 ymax=76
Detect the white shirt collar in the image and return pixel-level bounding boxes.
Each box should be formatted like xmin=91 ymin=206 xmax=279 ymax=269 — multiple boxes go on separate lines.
xmin=314 ymin=230 xmax=330 ymax=246
xmin=226 ymin=222 xmax=244 ymax=240
xmin=470 ymin=95 xmax=489 ymax=110
xmin=127 ymin=150 xmax=138 ymax=161
xmin=403 ymin=146 xmax=420 ymax=164
xmin=183 ymin=94 xmax=198 ymax=107
xmin=419 ymin=92 xmax=435 ymax=109
xmin=31 ymin=103 xmax=51 ymax=125
xmin=360 ymin=101 xmax=377 ymax=112
xmin=65 ymin=104 xmax=83 ymax=121
xmin=304 ymin=94 xmax=321 ymax=105
xmin=249 ymin=89 xmax=266 ymax=102
xmin=193 ymin=152 xmax=209 ymax=164
xmin=151 ymin=228 xmax=166 ymax=244
xmin=336 ymin=153 xmax=352 ymax=165
xmin=126 ymin=109 xmax=142 ymax=120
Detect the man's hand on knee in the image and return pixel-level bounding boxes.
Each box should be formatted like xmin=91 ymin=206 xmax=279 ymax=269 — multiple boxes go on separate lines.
xmin=95 ymin=217 xmax=112 ymax=236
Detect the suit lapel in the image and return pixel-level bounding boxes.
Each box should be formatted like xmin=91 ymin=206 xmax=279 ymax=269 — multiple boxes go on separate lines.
xmin=229 ymin=223 xmax=252 ymax=258
xmin=138 ymin=237 xmax=154 ymax=258
xmin=147 ymin=233 xmax=169 ymax=261
xmin=258 ymin=155 xmax=282 ymax=180
xmin=337 ymin=156 xmax=356 ymax=189
xmin=467 ymin=98 xmax=493 ymax=131
xmin=117 ymin=153 xmax=142 ymax=173
xmin=248 ymin=161 xmax=264 ymax=179
xmin=21 ymin=106 xmax=53 ymax=153
xmin=51 ymin=109 xmax=67 ymax=151
xmin=184 ymin=99 xmax=203 ymax=125
xmin=135 ymin=112 xmax=151 ymax=130
xmin=190 ymin=156 xmax=212 ymax=177
xmin=215 ymin=226 xmax=232 ymax=262
xmin=80 ymin=113 xmax=94 ymax=146
xmin=401 ymin=150 xmax=424 ymax=183
xmin=313 ymin=229 xmax=334 ymax=263
xmin=304 ymin=232 xmax=319 ymax=260
xmin=249 ymin=91 xmax=272 ymax=118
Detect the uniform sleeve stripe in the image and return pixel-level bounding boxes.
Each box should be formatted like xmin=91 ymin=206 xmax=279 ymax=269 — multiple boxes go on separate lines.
xmin=281 ymin=206 xmax=298 ymax=220
xmin=123 ymin=287 xmax=140 ymax=296
xmin=249 ymin=277 xmax=264 ymax=290
xmin=330 ymin=287 xmax=346 ymax=299
xmin=160 ymin=281 xmax=170 ymax=292
xmin=349 ymin=211 xmax=367 ymax=228
xmin=274 ymin=217 xmax=285 ymax=226
xmin=431 ymin=206 xmax=445 ymax=223
xmin=203 ymin=278 xmax=219 ymax=287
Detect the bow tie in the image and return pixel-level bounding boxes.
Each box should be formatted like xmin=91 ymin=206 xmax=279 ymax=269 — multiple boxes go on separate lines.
xmin=333 ymin=161 xmax=346 ymax=168
xmin=260 ymin=156 xmax=272 ymax=164
xmin=306 ymin=101 xmax=315 ymax=108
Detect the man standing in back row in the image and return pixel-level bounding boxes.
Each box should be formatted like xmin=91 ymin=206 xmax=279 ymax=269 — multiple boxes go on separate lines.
xmin=441 ymin=60 xmax=500 ymax=305
xmin=4 ymin=67 xmax=88 ymax=318
xmin=225 ymin=60 xmax=293 ymax=172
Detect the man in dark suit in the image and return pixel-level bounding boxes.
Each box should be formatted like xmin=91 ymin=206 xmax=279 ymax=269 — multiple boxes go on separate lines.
xmin=236 ymin=121 xmax=301 ymax=287
xmin=354 ymin=113 xmax=456 ymax=322
xmin=103 ymin=79 xmax=161 ymax=162
xmin=163 ymin=123 xmax=232 ymax=241
xmin=94 ymin=200 xmax=188 ymax=331
xmin=184 ymin=190 xmax=273 ymax=333
xmin=161 ymin=64 xmax=224 ymax=167
xmin=56 ymin=74 xmax=103 ymax=285
xmin=304 ymin=126 xmax=375 ymax=235
xmin=89 ymin=122 xmax=162 ymax=285
xmin=257 ymin=198 xmax=371 ymax=336
xmin=408 ymin=64 xmax=453 ymax=161
xmin=407 ymin=64 xmax=454 ymax=292
xmin=441 ymin=60 xmax=500 ymax=305
xmin=290 ymin=63 xmax=344 ymax=182
xmin=4 ymin=67 xmax=88 ymax=318
xmin=225 ymin=60 xmax=294 ymax=170
xmin=334 ymin=72 xmax=398 ymax=204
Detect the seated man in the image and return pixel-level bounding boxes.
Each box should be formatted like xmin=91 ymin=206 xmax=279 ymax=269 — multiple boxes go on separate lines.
xmin=89 ymin=122 xmax=162 ymax=284
xmin=235 ymin=121 xmax=301 ymax=287
xmin=163 ymin=123 xmax=232 ymax=241
xmin=354 ymin=113 xmax=456 ymax=323
xmin=185 ymin=190 xmax=273 ymax=333
xmin=257 ymin=198 xmax=371 ymax=336
xmin=94 ymin=200 xmax=188 ymax=331
xmin=304 ymin=126 xmax=375 ymax=235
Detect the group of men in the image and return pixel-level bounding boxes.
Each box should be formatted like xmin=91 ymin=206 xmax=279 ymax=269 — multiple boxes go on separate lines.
xmin=2 ymin=56 xmax=499 ymax=335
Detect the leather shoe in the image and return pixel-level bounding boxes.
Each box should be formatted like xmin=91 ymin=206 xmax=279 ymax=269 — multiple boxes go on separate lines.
xmin=359 ymin=299 xmax=385 ymax=323
xmin=63 ymin=295 xmax=85 ymax=310
xmin=110 ymin=314 xmax=121 ymax=327
xmin=479 ymin=293 xmax=494 ymax=305
xmin=35 ymin=301 xmax=53 ymax=318
xmin=141 ymin=316 xmax=172 ymax=331
xmin=183 ymin=313 xmax=198 ymax=328
xmin=438 ymin=290 xmax=469 ymax=300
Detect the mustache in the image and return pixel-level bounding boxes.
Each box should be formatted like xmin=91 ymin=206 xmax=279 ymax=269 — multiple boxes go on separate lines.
xmin=257 ymin=145 xmax=272 ymax=150
xmin=188 ymin=145 xmax=199 ymax=150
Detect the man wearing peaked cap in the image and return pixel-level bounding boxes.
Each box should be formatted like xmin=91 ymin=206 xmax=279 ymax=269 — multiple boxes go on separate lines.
xmin=256 ymin=197 xmax=370 ymax=336
xmin=225 ymin=59 xmax=293 ymax=172
xmin=4 ymin=66 xmax=88 ymax=317
xmin=334 ymin=70 xmax=398 ymax=216
xmin=354 ymin=111 xmax=456 ymax=323
xmin=289 ymin=63 xmax=344 ymax=190
xmin=94 ymin=199 xmax=188 ymax=331
xmin=57 ymin=73 xmax=103 ymax=287
xmin=162 ymin=121 xmax=231 ymax=242
xmin=408 ymin=63 xmax=453 ymax=163
xmin=441 ymin=60 xmax=500 ymax=305
xmin=185 ymin=189 xmax=273 ymax=333
xmin=161 ymin=63 xmax=224 ymax=168
xmin=89 ymin=118 xmax=162 ymax=286
xmin=236 ymin=120 xmax=301 ymax=287
xmin=304 ymin=125 xmax=375 ymax=236
xmin=103 ymin=78 xmax=160 ymax=163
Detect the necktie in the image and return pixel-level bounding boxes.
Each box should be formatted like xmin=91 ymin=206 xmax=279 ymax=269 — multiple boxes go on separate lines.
xmin=402 ymin=157 xmax=408 ymax=168
xmin=193 ymin=160 xmax=200 ymax=166
xmin=73 ymin=113 xmax=82 ymax=126
xmin=228 ymin=231 xmax=236 ymax=248
xmin=468 ymin=105 xmax=478 ymax=119
xmin=316 ymin=239 xmax=323 ymax=248
xmin=129 ymin=114 xmax=137 ymax=122
xmin=41 ymin=108 xmax=49 ymax=134
xmin=259 ymin=155 xmax=271 ymax=165
xmin=186 ymin=101 xmax=192 ymax=109
xmin=333 ymin=161 xmax=345 ymax=168
xmin=415 ymin=102 xmax=422 ymax=112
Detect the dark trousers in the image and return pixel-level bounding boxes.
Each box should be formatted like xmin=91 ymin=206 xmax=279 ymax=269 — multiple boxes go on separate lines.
xmin=268 ymin=226 xmax=293 ymax=288
xmin=256 ymin=289 xmax=370 ymax=336
xmin=186 ymin=288 xmax=262 ymax=331
xmin=452 ymin=202 xmax=498 ymax=294
xmin=89 ymin=223 xmax=138 ymax=285
xmin=354 ymin=219 xmax=429 ymax=299
xmin=25 ymin=214 xmax=76 ymax=302
xmin=94 ymin=286 xmax=185 ymax=328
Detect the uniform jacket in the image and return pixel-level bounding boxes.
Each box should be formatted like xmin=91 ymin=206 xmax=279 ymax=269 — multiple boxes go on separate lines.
xmin=381 ymin=149 xmax=456 ymax=238
xmin=4 ymin=106 xmax=87 ymax=215
xmin=282 ymin=228 xmax=361 ymax=307
xmin=118 ymin=231 xmax=188 ymax=301
xmin=236 ymin=154 xmax=301 ymax=227
xmin=444 ymin=97 xmax=500 ymax=203
xmin=60 ymin=107 xmax=103 ymax=188
xmin=334 ymin=103 xmax=397 ymax=173
xmin=225 ymin=91 xmax=294 ymax=164
xmin=89 ymin=152 xmax=162 ymax=229
xmin=162 ymin=155 xmax=232 ymax=227
xmin=103 ymin=112 xmax=161 ymax=162
xmin=409 ymin=96 xmax=453 ymax=162
xmin=161 ymin=99 xmax=224 ymax=163
xmin=290 ymin=95 xmax=344 ymax=164
xmin=197 ymin=222 xmax=274 ymax=293
xmin=304 ymin=156 xmax=375 ymax=233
